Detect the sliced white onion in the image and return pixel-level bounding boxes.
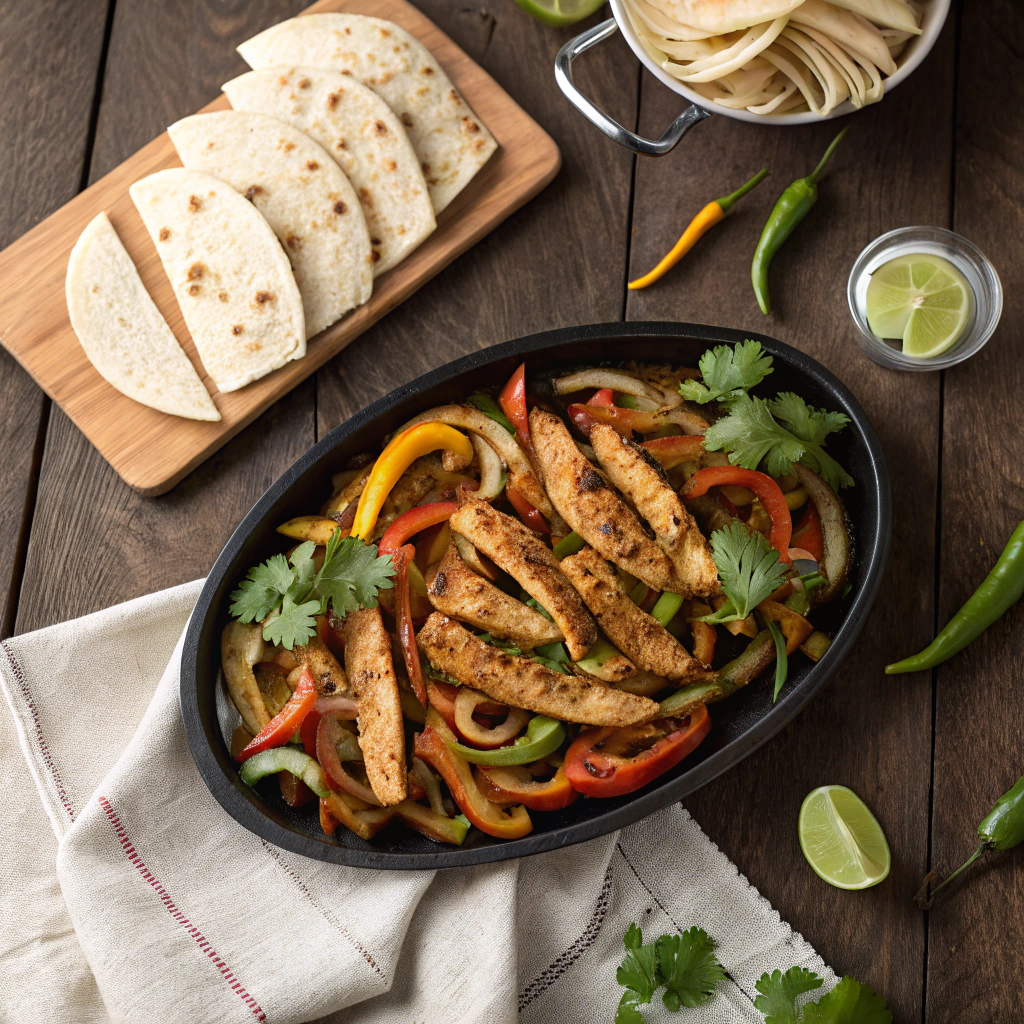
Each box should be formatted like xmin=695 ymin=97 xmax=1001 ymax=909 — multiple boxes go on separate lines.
xmin=453 ymin=688 xmax=530 ymax=749
xmin=552 ymin=367 xmax=680 ymax=409
xmin=411 ymin=756 xmax=446 ymax=816
xmin=470 ymin=434 xmax=506 ymax=500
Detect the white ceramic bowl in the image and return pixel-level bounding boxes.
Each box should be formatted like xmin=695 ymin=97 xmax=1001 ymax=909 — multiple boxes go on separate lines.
xmin=609 ymin=0 xmax=951 ymax=125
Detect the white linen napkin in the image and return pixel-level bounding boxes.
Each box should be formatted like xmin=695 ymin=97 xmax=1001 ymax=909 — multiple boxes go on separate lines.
xmin=0 ymin=582 xmax=835 ymax=1024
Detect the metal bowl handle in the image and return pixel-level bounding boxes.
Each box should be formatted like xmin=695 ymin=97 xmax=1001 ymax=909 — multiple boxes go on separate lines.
xmin=554 ymin=18 xmax=712 ymax=156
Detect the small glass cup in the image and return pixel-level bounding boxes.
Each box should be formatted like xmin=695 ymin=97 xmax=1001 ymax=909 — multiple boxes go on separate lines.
xmin=847 ymin=226 xmax=1002 ymax=372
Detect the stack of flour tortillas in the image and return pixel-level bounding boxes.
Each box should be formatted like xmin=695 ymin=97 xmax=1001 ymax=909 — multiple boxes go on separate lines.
xmin=65 ymin=13 xmax=496 ymax=422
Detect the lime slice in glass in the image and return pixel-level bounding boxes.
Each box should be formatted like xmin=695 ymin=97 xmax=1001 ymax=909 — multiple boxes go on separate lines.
xmin=513 ymin=0 xmax=607 ymax=27
xmin=865 ymin=253 xmax=973 ymax=359
xmin=798 ymin=785 xmax=891 ymax=890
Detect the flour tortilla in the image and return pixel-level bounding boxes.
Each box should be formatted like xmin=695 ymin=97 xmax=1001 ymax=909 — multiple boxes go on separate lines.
xmin=168 ymin=111 xmax=372 ymax=336
xmin=237 ymin=14 xmax=497 ymax=213
xmin=222 ymin=69 xmax=434 ymax=276
xmin=644 ymin=0 xmax=804 ymax=34
xmin=129 ymin=169 xmax=305 ymax=393
xmin=65 ymin=212 xmax=220 ymax=421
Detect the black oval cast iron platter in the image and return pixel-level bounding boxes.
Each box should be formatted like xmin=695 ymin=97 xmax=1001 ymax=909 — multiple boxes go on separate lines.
xmin=181 ymin=322 xmax=891 ymax=869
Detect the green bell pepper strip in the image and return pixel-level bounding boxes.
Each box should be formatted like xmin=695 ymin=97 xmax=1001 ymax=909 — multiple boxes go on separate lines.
xmin=238 ymin=748 xmax=330 ymax=799
xmin=444 ymin=715 xmax=565 ymax=766
xmin=651 ymin=591 xmax=684 ymax=628
xmin=466 ymin=392 xmax=515 ymax=434
xmin=887 ymin=520 xmax=1024 ymax=674
xmin=919 ymin=774 xmax=1024 ymax=908
xmin=553 ymin=531 xmax=586 ymax=560
xmin=751 ymin=128 xmax=848 ymax=314
xmin=573 ymin=637 xmax=622 ymax=676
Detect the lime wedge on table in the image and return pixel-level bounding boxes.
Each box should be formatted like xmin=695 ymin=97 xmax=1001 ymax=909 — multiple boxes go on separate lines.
xmin=513 ymin=0 xmax=607 ymax=27
xmin=865 ymin=253 xmax=972 ymax=359
xmin=798 ymin=785 xmax=890 ymax=890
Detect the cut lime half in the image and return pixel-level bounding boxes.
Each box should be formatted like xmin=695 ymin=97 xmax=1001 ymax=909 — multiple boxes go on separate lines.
xmin=798 ymin=785 xmax=890 ymax=890
xmin=865 ymin=253 xmax=973 ymax=359
xmin=513 ymin=0 xmax=607 ymax=27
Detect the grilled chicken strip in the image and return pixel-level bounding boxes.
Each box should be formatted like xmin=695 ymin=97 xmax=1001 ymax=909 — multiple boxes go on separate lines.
xmin=339 ymin=607 xmax=407 ymax=806
xmin=589 ymin=423 xmax=719 ymax=597
xmin=529 ymin=408 xmax=685 ymax=592
xmin=562 ymin=546 xmax=708 ymax=682
xmin=294 ymin=635 xmax=349 ymax=696
xmin=417 ymin=613 xmax=659 ymax=727
xmin=426 ymin=542 xmax=564 ymax=649
xmin=449 ymin=499 xmax=597 ymax=660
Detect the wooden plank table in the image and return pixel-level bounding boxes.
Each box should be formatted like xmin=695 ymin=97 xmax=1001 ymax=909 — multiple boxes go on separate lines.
xmin=1 ymin=0 xmax=1020 ymax=1019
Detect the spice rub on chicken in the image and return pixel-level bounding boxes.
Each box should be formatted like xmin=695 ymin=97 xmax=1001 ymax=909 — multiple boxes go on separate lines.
xmin=292 ymin=634 xmax=348 ymax=695
xmin=589 ymin=423 xmax=719 ymax=598
xmin=529 ymin=408 xmax=686 ymax=593
xmin=449 ymin=498 xmax=596 ymax=660
xmin=561 ymin=546 xmax=709 ymax=683
xmin=339 ymin=607 xmax=407 ymax=806
xmin=426 ymin=542 xmax=564 ymax=649
xmin=417 ymin=613 xmax=659 ymax=727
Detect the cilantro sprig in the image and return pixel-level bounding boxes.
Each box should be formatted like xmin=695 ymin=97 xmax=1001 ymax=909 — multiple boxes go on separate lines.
xmin=696 ymin=521 xmax=789 ymax=625
xmin=679 ymin=340 xmax=773 ymax=407
xmin=615 ymin=923 xmax=726 ymax=1024
xmin=754 ymin=967 xmax=891 ymax=1024
xmin=229 ymin=529 xmax=394 ymax=650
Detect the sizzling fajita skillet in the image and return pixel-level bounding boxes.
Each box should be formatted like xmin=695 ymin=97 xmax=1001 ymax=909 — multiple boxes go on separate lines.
xmin=181 ymin=321 xmax=891 ymax=869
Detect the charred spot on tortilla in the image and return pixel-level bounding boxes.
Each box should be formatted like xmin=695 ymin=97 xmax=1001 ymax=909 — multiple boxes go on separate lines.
xmin=187 ymin=262 xmax=204 ymax=281
xmin=158 ymin=227 xmax=171 ymax=241
xmin=188 ymin=195 xmax=202 ymax=212
xmin=218 ymin=291 xmax=228 ymax=302
xmin=187 ymin=283 xmax=201 ymax=296
xmin=298 ymin=77 xmax=311 ymax=89
xmin=333 ymin=200 xmax=347 ymax=214
xmin=255 ymin=291 xmax=273 ymax=305
xmin=232 ymin=324 xmax=243 ymax=335
xmin=306 ymin=160 xmax=319 ymax=171
xmin=244 ymin=184 xmax=264 ymax=201
xmin=401 ymin=112 xmax=414 ymax=128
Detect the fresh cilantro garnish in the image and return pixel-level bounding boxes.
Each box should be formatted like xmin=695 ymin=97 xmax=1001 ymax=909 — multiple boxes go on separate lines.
xmin=616 ymin=923 xmax=725 ymax=1024
xmin=703 ymin=393 xmax=853 ymax=491
xmin=679 ymin=340 xmax=773 ymax=406
xmin=524 ymin=595 xmax=555 ymax=621
xmin=229 ymin=528 xmax=394 ymax=650
xmin=754 ymin=968 xmax=891 ymax=1024
xmin=768 ymin=619 xmax=788 ymax=703
xmin=425 ymin=664 xmax=462 ymax=687
xmin=467 ymin=392 xmax=515 ymax=434
xmin=696 ymin=522 xmax=789 ymax=624
xmin=769 ymin=393 xmax=850 ymax=445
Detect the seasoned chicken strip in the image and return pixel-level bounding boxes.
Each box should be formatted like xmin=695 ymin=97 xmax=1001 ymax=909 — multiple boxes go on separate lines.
xmin=590 ymin=423 xmax=719 ymax=597
xmin=449 ymin=499 xmax=596 ymax=660
xmin=426 ymin=543 xmax=564 ymax=649
xmin=339 ymin=607 xmax=407 ymax=806
xmin=293 ymin=635 xmax=349 ymax=696
xmin=417 ymin=613 xmax=659 ymax=727
xmin=529 ymin=409 xmax=685 ymax=592
xmin=562 ymin=546 xmax=707 ymax=682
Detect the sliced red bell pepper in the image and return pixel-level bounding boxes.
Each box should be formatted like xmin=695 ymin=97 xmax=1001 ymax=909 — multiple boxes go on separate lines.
xmin=426 ymin=678 xmax=459 ymax=732
xmin=566 ymin=402 xmax=665 ymax=438
xmin=316 ymin=714 xmax=381 ymax=805
xmin=791 ymin=500 xmax=824 ymax=563
xmin=378 ymin=501 xmax=460 ymax=555
xmin=586 ymin=388 xmax=615 ymax=408
xmin=499 ymin=362 xmax=534 ymax=458
xmin=392 ymin=544 xmax=427 ymax=705
xmin=682 ymin=467 xmax=793 ymax=561
xmin=476 ymin=764 xmax=578 ymax=811
xmin=414 ymin=710 xmax=533 ymax=839
xmin=506 ymin=486 xmax=550 ymax=534
xmin=640 ymin=435 xmax=705 ymax=470
xmin=235 ymin=665 xmax=318 ymax=763
xmin=563 ymin=707 xmax=711 ymax=798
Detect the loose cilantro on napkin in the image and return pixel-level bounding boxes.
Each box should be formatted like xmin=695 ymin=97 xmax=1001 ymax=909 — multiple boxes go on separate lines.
xmin=679 ymin=340 xmax=773 ymax=406
xmin=615 ymin=923 xmax=725 ymax=1023
xmin=754 ymin=968 xmax=891 ymax=1024
xmin=229 ymin=530 xmax=394 ymax=649
xmin=704 ymin=392 xmax=854 ymax=491
xmin=696 ymin=522 xmax=789 ymax=624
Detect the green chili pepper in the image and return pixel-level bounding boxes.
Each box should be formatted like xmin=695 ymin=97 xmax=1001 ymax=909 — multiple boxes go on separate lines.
xmin=444 ymin=714 xmax=565 ymax=766
xmin=918 ymin=774 xmax=1024 ymax=908
xmin=887 ymin=520 xmax=1024 ymax=674
xmin=750 ymin=127 xmax=848 ymax=315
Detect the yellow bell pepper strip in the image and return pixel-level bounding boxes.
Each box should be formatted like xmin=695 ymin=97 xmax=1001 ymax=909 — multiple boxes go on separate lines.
xmin=351 ymin=423 xmax=474 ymax=540
xmin=628 ymin=168 xmax=768 ymax=290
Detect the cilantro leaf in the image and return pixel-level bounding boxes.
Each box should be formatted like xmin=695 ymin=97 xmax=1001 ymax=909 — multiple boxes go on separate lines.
xmin=769 ymin=393 xmax=850 ymax=445
xmin=262 ymin=594 xmax=321 ymax=650
xmin=679 ymin=340 xmax=774 ymax=406
xmin=286 ymin=541 xmax=318 ymax=602
xmin=229 ymin=553 xmax=295 ymax=624
xmin=754 ymin=967 xmax=824 ymax=1024
xmin=312 ymin=532 xmax=394 ymax=618
xmin=616 ymin=925 xmax=659 ymax=1023
xmin=656 ymin=927 xmax=726 ymax=1011
xmin=768 ymin=620 xmax=788 ymax=703
xmin=697 ymin=522 xmax=789 ymax=624
xmin=801 ymin=977 xmax=891 ymax=1024
xmin=615 ymin=989 xmax=648 ymax=1024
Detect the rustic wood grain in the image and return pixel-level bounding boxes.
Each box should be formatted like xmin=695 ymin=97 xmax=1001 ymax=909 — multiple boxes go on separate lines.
xmin=0 ymin=0 xmax=111 ymax=638
xmin=927 ymin=3 xmax=1024 ymax=1021
xmin=316 ymin=0 xmax=641 ymax=435
xmin=625 ymin=13 xmax=958 ymax=1017
xmin=0 ymin=0 xmax=560 ymax=495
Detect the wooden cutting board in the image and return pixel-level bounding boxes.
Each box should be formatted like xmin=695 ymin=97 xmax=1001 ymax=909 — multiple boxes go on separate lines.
xmin=0 ymin=0 xmax=560 ymax=495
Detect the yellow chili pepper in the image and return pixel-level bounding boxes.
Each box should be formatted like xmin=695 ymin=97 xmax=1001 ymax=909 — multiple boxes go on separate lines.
xmin=351 ymin=423 xmax=474 ymax=540
xmin=628 ymin=168 xmax=768 ymax=291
